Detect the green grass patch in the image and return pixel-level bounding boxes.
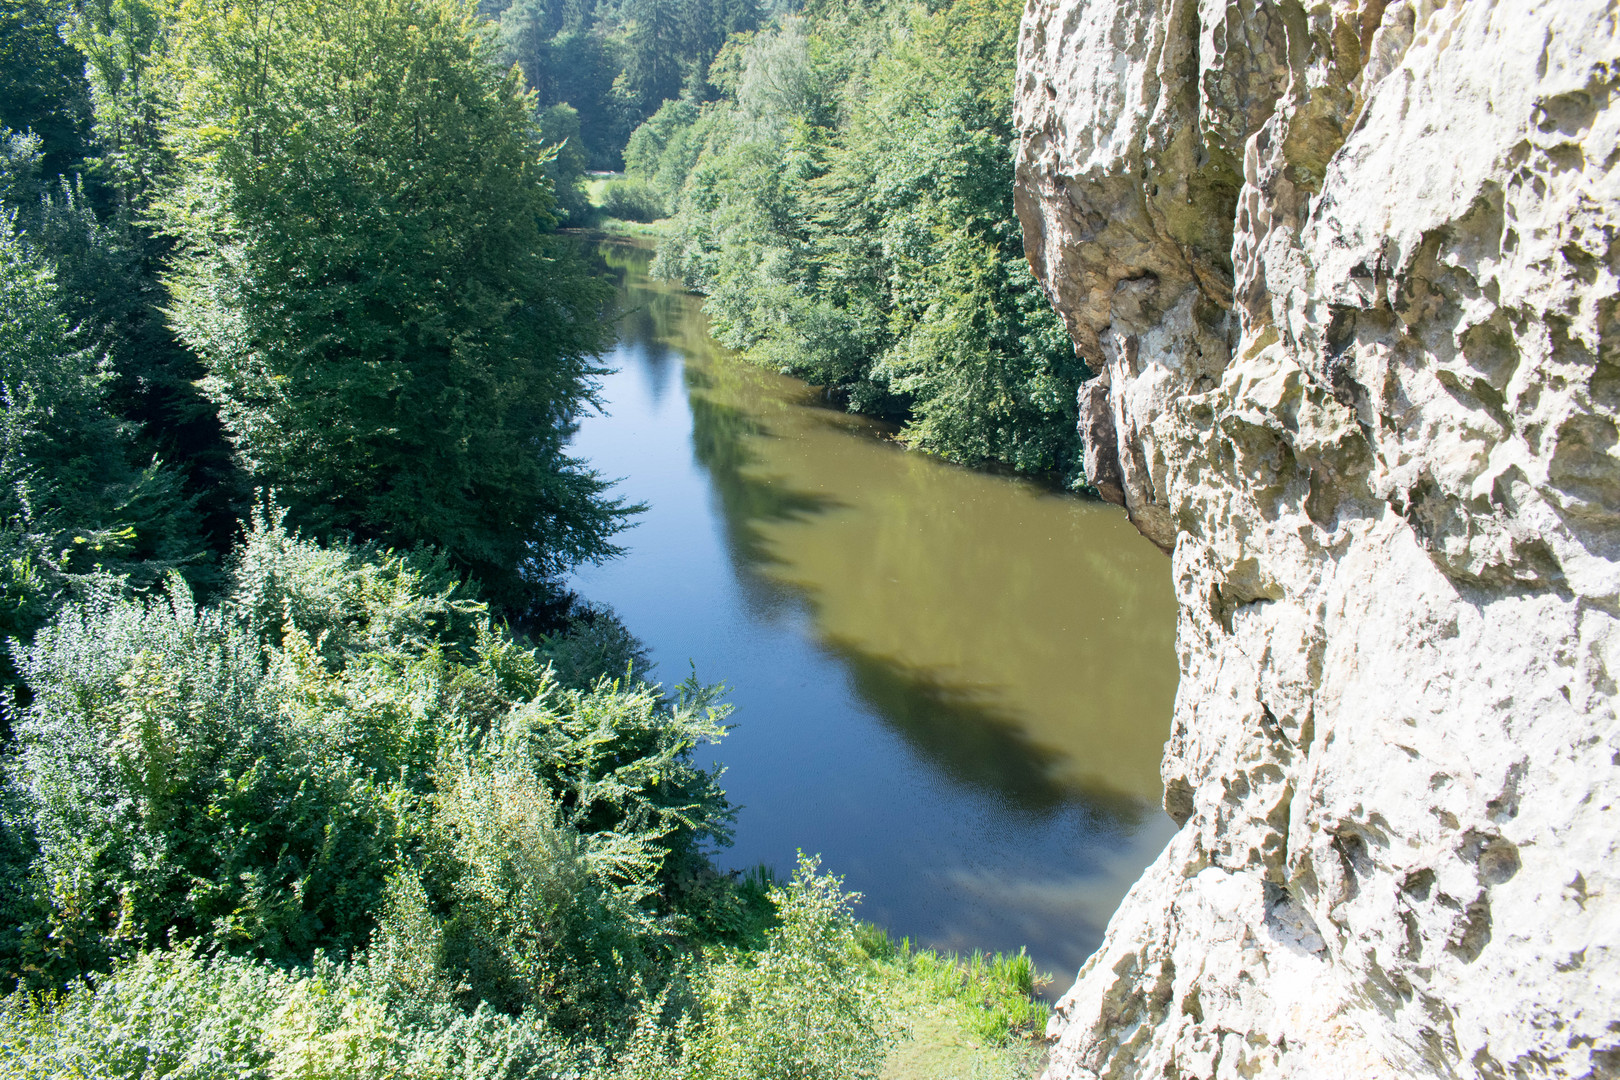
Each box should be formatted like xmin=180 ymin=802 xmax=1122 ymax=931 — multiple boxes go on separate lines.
xmin=585 ymin=172 xmax=620 ymax=205
xmin=591 ymin=216 xmax=670 ymax=237
xmin=584 ymin=172 xmax=669 ymax=235
xmin=854 ymin=925 xmax=1051 ymax=1080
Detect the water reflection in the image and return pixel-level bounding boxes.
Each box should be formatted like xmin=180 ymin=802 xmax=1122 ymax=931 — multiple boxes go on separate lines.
xmin=570 ymin=239 xmax=1180 ymax=985
xmin=821 ymin=636 xmax=1092 ymax=820
xmin=686 ymin=389 xmax=848 ymax=576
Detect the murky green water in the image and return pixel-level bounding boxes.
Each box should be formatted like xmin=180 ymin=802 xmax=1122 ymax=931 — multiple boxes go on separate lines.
xmin=567 ymin=239 xmax=1179 ymax=985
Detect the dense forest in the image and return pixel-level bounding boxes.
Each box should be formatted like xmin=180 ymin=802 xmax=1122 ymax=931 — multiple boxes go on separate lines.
xmin=486 ymin=0 xmax=786 ymax=172
xmin=0 ymin=0 xmax=1053 ymax=1074
xmin=623 ymin=0 xmax=1087 ymax=482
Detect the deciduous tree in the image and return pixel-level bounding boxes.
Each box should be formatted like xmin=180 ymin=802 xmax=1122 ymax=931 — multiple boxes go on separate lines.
xmin=158 ymin=0 xmax=626 ymax=608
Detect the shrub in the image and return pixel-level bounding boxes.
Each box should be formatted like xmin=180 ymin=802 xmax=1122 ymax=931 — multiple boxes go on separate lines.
xmin=600 ymin=179 xmax=665 ymax=223
xmin=614 ymin=855 xmax=891 ymax=1080
xmin=422 ymin=722 xmax=667 ymax=1032
xmin=0 ymin=948 xmax=583 ymax=1080
xmin=0 ymin=519 xmax=735 ymax=1031
xmin=536 ymin=601 xmax=652 ymax=692
xmin=6 ymin=577 xmax=400 ymax=988
xmin=227 ymin=503 xmax=487 ymax=667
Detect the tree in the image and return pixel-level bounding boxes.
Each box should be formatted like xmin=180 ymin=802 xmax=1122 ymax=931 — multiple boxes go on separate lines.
xmin=0 ymin=0 xmax=95 ymax=182
xmin=3 ymin=0 xmax=246 ymax=550
xmin=0 ymin=200 xmax=202 ymax=701
xmin=638 ymin=0 xmax=1087 ymax=482
xmin=621 ymin=0 xmax=688 ymax=111
xmin=157 ymin=0 xmax=626 ymax=610
xmin=538 ymin=101 xmax=592 ymax=224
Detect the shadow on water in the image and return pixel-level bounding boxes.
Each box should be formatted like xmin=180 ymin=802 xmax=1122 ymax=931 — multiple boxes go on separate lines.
xmin=673 ymin=307 xmax=1153 ymax=825
xmin=687 ymin=386 xmax=845 ymax=570
xmin=819 ymin=633 xmax=1153 ymax=828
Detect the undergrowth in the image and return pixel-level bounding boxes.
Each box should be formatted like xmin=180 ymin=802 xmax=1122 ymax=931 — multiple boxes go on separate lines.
xmin=859 ymin=925 xmax=1049 ymax=1042
xmin=0 ymin=517 xmax=1048 ymax=1079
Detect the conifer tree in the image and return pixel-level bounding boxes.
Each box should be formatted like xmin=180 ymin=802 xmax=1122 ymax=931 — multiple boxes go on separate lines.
xmin=0 ymin=207 xmax=201 ymax=684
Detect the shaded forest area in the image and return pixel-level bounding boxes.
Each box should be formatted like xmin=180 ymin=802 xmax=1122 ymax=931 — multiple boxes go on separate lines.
xmin=485 ymin=0 xmax=786 ymax=173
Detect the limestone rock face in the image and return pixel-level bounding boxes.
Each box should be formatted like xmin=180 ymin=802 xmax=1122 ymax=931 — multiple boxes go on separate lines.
xmin=1014 ymin=1 xmax=1620 ymax=1076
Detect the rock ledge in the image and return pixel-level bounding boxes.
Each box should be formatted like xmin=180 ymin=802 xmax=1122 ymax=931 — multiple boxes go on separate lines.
xmin=1015 ymin=1 xmax=1620 ymax=1076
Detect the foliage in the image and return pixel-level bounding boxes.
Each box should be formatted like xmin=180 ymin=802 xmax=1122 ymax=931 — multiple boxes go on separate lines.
xmin=614 ymin=855 xmax=891 ymax=1080
xmin=0 ymin=196 xmax=205 ymax=691
xmin=156 ymin=0 xmax=626 ymax=611
xmin=4 ymin=0 xmax=245 ymax=551
xmin=0 ymin=203 xmax=121 ymax=549
xmin=492 ymin=0 xmax=774 ymax=170
xmin=67 ymin=0 xmax=173 ymax=208
xmin=600 ymin=177 xmax=666 ymax=222
xmin=535 ymin=599 xmax=653 ymax=692
xmin=538 ymin=102 xmax=594 ymax=225
xmin=226 ymin=502 xmax=488 ymax=666
xmin=0 ymin=520 xmax=733 ymax=1020
xmin=5 ymin=575 xmax=400 ymax=986
xmin=634 ymin=0 xmax=1088 ymax=482
xmin=0 ymin=948 xmax=582 ymax=1080
xmin=420 ymin=722 xmax=666 ymax=1033
xmin=622 ymin=98 xmax=714 ymax=208
xmin=0 ymin=865 xmax=897 ymax=1080
xmin=0 ymin=523 xmax=1037 ymax=1077
xmin=0 ymin=0 xmax=95 ymax=181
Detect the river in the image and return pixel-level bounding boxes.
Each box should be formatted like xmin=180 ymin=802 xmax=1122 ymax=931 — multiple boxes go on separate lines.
xmin=566 ymin=239 xmax=1179 ymax=986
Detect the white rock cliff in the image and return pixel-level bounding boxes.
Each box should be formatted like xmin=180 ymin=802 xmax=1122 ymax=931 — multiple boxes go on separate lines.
xmin=1014 ymin=1 xmax=1620 ymax=1076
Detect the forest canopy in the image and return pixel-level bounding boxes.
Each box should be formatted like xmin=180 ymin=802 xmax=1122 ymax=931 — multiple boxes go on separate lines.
xmin=627 ymin=0 xmax=1088 ymax=484
xmin=487 ymin=0 xmax=785 ymax=172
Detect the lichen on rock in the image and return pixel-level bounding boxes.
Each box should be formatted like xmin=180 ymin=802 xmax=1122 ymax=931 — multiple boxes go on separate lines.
xmin=1014 ymin=1 xmax=1620 ymax=1076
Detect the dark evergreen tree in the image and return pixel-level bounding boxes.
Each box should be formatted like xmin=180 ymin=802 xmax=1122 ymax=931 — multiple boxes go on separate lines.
xmin=0 ymin=200 xmax=205 ymax=702
xmin=3 ymin=0 xmax=245 ymax=549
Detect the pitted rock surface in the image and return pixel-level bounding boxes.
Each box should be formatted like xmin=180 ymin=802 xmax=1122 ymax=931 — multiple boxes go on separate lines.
xmin=1015 ymin=1 xmax=1620 ymax=1076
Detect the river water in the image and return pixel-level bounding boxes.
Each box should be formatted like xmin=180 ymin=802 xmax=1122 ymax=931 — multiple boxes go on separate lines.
xmin=567 ymin=239 xmax=1179 ymax=985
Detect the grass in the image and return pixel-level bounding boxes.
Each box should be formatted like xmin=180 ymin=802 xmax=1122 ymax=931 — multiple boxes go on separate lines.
xmin=854 ymin=924 xmax=1051 ymax=1080
xmin=592 ymin=216 xmax=668 ymax=237
xmin=584 ymin=171 xmax=621 ymax=205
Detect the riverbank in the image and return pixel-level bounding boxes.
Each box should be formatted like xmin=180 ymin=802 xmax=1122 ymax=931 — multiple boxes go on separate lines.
xmin=568 ymin=238 xmax=1178 ymax=983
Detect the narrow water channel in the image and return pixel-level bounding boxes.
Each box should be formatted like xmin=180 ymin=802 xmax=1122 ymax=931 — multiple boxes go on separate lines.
xmin=567 ymin=239 xmax=1180 ymax=985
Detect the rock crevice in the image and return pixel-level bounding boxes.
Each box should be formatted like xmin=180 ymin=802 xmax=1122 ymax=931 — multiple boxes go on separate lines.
xmin=1015 ymin=1 xmax=1620 ymax=1076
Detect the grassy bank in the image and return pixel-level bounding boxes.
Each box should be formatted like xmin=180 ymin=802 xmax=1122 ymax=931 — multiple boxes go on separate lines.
xmin=586 ymin=172 xmax=672 ymax=237
xmin=870 ymin=936 xmax=1051 ymax=1080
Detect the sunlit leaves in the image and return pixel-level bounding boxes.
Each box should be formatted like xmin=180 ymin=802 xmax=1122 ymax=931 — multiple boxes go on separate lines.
xmin=637 ymin=0 xmax=1087 ymax=482
xmin=156 ymin=0 xmax=625 ymax=610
